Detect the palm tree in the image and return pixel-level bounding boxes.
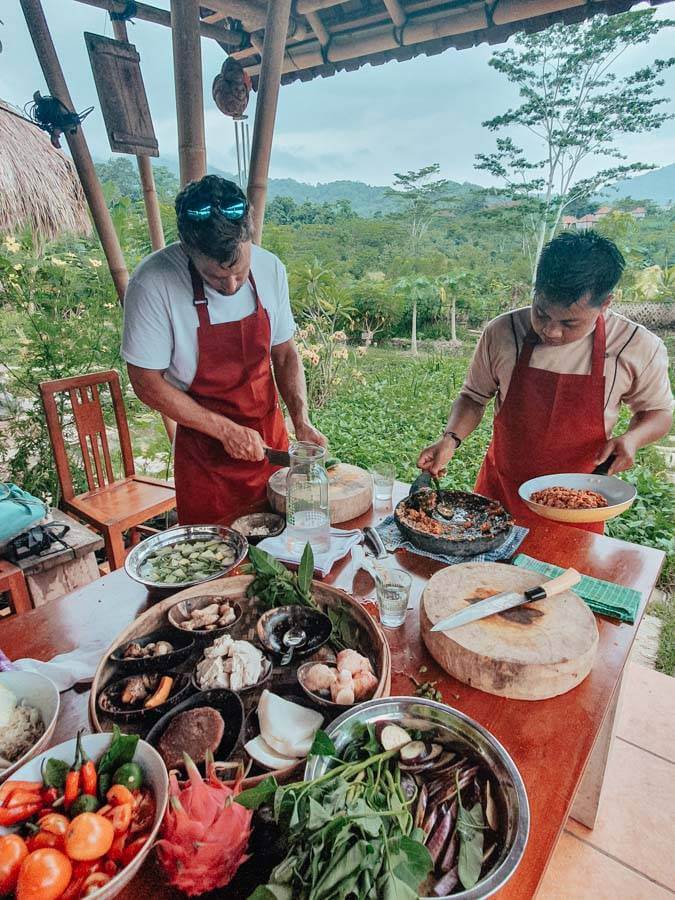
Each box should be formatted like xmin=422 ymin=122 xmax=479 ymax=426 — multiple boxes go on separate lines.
xmin=395 ymin=276 xmax=433 ymax=355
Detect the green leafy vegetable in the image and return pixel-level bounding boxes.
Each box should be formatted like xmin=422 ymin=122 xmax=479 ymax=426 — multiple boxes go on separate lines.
xmin=96 ymin=725 xmax=139 ymax=794
xmin=309 ymin=730 xmax=337 ymax=758
xmin=296 ymin=543 xmax=314 ymax=600
xmin=42 ymin=757 xmax=69 ymax=789
xmin=456 ymin=771 xmax=486 ymax=890
xmin=237 ymin=775 xmax=279 ymax=810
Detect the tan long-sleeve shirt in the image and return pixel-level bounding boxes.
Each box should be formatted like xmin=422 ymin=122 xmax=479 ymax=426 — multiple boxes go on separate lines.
xmin=459 ymin=307 xmax=673 ymax=437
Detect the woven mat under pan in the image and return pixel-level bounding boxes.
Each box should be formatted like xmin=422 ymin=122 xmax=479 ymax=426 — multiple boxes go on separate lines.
xmin=374 ymin=515 xmax=529 ymax=565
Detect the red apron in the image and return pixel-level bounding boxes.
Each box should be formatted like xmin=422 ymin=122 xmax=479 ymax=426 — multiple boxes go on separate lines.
xmin=174 ymin=262 xmax=288 ymax=524
xmin=475 ymin=313 xmax=607 ymax=533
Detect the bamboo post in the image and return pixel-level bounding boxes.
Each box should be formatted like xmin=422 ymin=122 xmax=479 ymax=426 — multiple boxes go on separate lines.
xmin=110 ymin=16 xmax=165 ymax=252
xmin=19 ymin=0 xmax=129 ymax=302
xmin=248 ymin=0 xmax=292 ymax=244
xmin=170 ymin=0 xmax=206 ymax=187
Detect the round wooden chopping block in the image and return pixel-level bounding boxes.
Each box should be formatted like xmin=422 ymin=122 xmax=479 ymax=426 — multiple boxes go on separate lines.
xmin=420 ymin=562 xmax=598 ymax=700
xmin=267 ymin=463 xmax=373 ymax=524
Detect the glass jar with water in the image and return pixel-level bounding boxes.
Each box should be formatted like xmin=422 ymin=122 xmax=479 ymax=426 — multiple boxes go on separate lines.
xmin=285 ymin=442 xmax=330 ymax=554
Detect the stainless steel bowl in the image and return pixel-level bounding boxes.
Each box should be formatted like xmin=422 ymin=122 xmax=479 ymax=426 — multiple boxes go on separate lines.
xmin=124 ymin=524 xmax=248 ymax=590
xmin=305 ymin=696 xmax=529 ymax=900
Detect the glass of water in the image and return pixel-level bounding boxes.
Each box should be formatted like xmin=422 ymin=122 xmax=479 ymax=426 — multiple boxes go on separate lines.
xmin=371 ymin=463 xmax=395 ymax=504
xmin=375 ymin=568 xmax=412 ymax=628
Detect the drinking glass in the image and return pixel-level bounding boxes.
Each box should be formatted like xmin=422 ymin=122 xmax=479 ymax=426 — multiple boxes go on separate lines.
xmin=370 ymin=463 xmax=395 ymax=504
xmin=375 ymin=568 xmax=412 ymax=628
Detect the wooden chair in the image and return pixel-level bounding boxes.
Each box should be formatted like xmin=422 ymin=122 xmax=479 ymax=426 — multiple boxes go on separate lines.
xmin=40 ymin=371 xmax=175 ymax=571
xmin=0 ymin=560 xmax=32 ymax=616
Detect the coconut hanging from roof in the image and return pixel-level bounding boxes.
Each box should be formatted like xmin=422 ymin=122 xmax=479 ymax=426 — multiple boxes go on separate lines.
xmin=212 ymin=57 xmax=251 ymax=118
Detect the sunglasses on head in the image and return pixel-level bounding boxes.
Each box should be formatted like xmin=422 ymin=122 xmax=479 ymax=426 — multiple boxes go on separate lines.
xmin=185 ymin=199 xmax=248 ymax=221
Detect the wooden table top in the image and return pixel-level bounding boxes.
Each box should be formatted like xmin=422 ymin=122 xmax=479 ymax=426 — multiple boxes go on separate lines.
xmin=0 ymin=484 xmax=664 ymax=899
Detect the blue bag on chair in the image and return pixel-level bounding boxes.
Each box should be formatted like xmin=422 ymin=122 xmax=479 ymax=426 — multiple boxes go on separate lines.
xmin=0 ymin=483 xmax=48 ymax=544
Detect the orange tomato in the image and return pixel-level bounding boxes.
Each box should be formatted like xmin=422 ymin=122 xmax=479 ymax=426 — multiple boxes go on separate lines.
xmin=25 ymin=831 xmax=64 ymax=854
xmin=15 ymin=849 xmax=72 ymax=900
xmin=106 ymin=785 xmax=134 ymax=807
xmin=0 ymin=834 xmax=28 ymax=894
xmin=37 ymin=814 xmax=70 ymax=837
xmin=64 ymin=813 xmax=114 ymax=862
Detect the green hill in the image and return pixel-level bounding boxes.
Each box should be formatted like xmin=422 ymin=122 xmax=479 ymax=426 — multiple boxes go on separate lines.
xmin=602 ymin=164 xmax=675 ymax=205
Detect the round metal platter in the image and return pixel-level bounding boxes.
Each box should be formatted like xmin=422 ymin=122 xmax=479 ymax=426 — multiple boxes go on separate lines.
xmin=306 ymin=696 xmax=529 ymax=900
xmin=124 ymin=524 xmax=248 ymax=590
xmin=518 ymin=473 xmax=637 ymax=523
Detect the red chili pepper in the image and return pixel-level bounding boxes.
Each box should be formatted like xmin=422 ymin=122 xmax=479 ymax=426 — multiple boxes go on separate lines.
xmin=6 ymin=789 xmax=43 ymax=809
xmin=0 ymin=801 xmax=42 ymax=826
xmin=40 ymin=786 xmax=59 ymax=806
xmin=64 ymin=730 xmax=84 ymax=808
xmin=81 ymin=757 xmax=97 ymax=797
xmin=0 ymin=781 xmax=42 ymax=804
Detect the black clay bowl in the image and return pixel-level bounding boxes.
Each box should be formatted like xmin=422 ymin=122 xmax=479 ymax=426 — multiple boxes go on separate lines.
xmin=230 ymin=512 xmax=285 ymax=545
xmin=167 ymin=596 xmax=243 ymax=642
xmin=145 ymin=688 xmax=245 ymax=771
xmin=109 ymin=627 xmax=197 ymax=674
xmin=256 ymin=605 xmax=332 ymax=659
xmin=96 ymin=672 xmax=192 ymax=722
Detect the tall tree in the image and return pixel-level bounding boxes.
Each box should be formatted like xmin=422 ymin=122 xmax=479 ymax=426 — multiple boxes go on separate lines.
xmin=475 ymin=10 xmax=674 ymax=279
xmin=387 ymin=165 xmax=452 ymax=352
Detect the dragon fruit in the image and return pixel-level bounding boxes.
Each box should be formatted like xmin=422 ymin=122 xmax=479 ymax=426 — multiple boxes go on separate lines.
xmin=155 ymin=754 xmax=252 ymax=896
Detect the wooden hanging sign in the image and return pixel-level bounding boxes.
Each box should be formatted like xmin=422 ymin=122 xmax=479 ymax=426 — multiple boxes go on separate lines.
xmin=84 ymin=32 xmax=159 ymax=156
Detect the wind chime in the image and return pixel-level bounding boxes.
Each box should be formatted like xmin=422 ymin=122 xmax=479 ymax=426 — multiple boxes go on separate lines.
xmin=212 ymin=57 xmax=252 ymax=188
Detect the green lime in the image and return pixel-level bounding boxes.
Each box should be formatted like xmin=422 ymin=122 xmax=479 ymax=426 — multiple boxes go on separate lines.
xmin=113 ymin=762 xmax=143 ymax=791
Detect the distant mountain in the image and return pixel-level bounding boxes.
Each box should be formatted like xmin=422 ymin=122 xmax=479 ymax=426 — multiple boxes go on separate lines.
xmin=151 ymin=156 xmax=481 ymax=216
xmin=602 ymin=164 xmax=675 ymax=206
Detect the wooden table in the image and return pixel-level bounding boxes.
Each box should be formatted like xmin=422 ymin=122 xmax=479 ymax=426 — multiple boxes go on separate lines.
xmin=0 ymin=485 xmax=664 ymax=899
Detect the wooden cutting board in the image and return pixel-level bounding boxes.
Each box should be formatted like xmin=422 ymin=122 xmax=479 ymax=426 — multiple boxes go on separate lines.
xmin=420 ymin=562 xmax=599 ymax=700
xmin=267 ymin=463 xmax=373 ymax=524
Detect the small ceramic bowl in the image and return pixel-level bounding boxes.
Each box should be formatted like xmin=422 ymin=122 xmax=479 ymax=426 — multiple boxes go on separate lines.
xmin=230 ymin=512 xmax=285 ymax=545
xmin=97 ymin=672 xmax=192 ymax=721
xmin=256 ymin=605 xmax=332 ymax=659
xmin=109 ymin=626 xmax=197 ymax=674
xmin=0 ymin=671 xmax=60 ymax=782
xmin=0 ymin=733 xmax=168 ymax=900
xmin=146 ymin=688 xmax=245 ymax=774
xmin=296 ymin=661 xmax=349 ymax=710
xmin=192 ymin=655 xmax=273 ymax=696
xmin=168 ymin=596 xmax=242 ymax=641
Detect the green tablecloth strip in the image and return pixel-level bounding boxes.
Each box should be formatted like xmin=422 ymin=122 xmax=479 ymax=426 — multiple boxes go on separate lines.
xmin=513 ymin=554 xmax=641 ymax=624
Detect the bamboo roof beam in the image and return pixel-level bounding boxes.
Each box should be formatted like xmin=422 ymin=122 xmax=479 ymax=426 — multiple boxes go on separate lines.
xmin=200 ymin=0 xmax=272 ymax=32
xmin=248 ymin=0 xmax=292 ymax=244
xmin=306 ymin=12 xmax=330 ymax=46
xmin=73 ymin=0 xmax=244 ymax=47
xmin=171 ymin=0 xmax=206 ymax=186
xmin=296 ymin=0 xmax=346 ymax=14
xmin=19 ymin=0 xmax=129 ymax=301
xmin=383 ymin=0 xmax=407 ymax=27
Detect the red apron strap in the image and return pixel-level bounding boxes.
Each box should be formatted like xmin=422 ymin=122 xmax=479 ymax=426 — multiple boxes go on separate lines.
xmin=188 ymin=259 xmax=211 ymax=328
xmin=248 ymin=271 xmax=261 ymax=311
xmin=590 ymin=313 xmax=606 ymax=377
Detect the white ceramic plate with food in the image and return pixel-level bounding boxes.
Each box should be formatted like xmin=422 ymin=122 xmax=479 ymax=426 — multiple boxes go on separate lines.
xmin=0 ymin=733 xmax=168 ymax=900
xmin=519 ymin=473 xmax=637 ymax=523
xmin=0 ymin=671 xmax=60 ymax=782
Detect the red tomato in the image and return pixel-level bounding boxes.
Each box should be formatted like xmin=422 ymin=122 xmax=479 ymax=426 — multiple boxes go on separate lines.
xmin=15 ymin=849 xmax=72 ymax=900
xmin=0 ymin=834 xmax=28 ymax=894
xmin=25 ymin=831 xmax=64 ymax=854
xmin=65 ymin=814 xmax=114 ymax=861
xmin=37 ymin=814 xmax=70 ymax=837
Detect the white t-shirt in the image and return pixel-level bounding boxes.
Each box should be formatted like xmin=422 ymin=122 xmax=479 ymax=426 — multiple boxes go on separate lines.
xmin=121 ymin=242 xmax=296 ymax=391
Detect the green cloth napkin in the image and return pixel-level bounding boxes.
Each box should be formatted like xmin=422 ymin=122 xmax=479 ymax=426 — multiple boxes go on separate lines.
xmin=513 ymin=554 xmax=641 ymax=624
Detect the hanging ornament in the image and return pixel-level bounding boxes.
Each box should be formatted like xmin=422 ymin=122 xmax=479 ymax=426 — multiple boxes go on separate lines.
xmin=24 ymin=92 xmax=93 ymax=149
xmin=212 ymin=57 xmax=252 ymax=118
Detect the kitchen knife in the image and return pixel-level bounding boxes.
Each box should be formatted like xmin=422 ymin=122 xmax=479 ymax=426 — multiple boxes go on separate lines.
xmin=362 ymin=526 xmax=388 ymax=559
xmin=430 ymin=567 xmax=581 ymax=632
xmin=264 ymin=447 xmax=291 ymax=467
xmin=591 ymin=453 xmax=617 ymax=476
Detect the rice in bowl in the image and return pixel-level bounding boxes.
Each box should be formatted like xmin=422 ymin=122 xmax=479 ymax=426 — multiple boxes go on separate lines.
xmin=0 ymin=702 xmax=45 ymax=771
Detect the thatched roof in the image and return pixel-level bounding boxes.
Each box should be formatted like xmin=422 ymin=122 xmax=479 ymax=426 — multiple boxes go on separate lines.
xmin=222 ymin=0 xmax=667 ymax=87
xmin=0 ymin=100 xmax=92 ymax=244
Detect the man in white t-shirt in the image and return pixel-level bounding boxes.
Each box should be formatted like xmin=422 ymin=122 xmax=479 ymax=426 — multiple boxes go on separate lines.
xmin=417 ymin=231 xmax=673 ymax=531
xmin=122 ymin=176 xmax=326 ymax=524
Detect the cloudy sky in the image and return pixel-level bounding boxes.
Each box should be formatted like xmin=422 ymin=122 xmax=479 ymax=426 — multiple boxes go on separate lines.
xmin=2 ymin=1 xmax=674 ymax=187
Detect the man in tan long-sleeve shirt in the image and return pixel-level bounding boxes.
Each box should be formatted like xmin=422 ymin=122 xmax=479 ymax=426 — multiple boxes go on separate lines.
xmin=417 ymin=231 xmax=673 ymax=529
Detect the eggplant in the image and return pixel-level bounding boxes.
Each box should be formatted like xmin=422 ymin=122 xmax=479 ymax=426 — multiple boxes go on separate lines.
xmin=430 ymin=766 xmax=479 ymax=807
xmin=439 ymin=802 xmax=458 ymax=872
xmin=422 ymin=804 xmax=438 ymax=839
xmin=433 ymin=866 xmax=459 ymax=896
xmin=399 ymin=741 xmax=429 ymax=763
xmin=426 ymin=806 xmax=454 ymax=866
xmin=380 ymin=723 xmax=413 ymax=751
xmin=484 ymin=778 xmax=498 ymax=831
xmin=414 ymin=783 xmax=428 ymax=830
xmin=483 ymin=842 xmax=497 ymax=865
xmin=400 ymin=773 xmax=417 ymax=802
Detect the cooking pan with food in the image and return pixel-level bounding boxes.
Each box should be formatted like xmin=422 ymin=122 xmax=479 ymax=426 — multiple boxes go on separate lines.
xmin=519 ymin=472 xmax=636 ymax=524
xmin=394 ymin=474 xmax=514 ymax=557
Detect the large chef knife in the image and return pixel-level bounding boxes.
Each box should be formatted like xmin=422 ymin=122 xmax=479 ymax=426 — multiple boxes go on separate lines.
xmin=264 ymin=447 xmax=291 ymax=467
xmin=430 ymin=567 xmax=581 ymax=632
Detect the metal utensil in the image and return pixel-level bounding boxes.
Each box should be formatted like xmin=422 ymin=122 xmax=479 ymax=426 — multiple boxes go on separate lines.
xmin=264 ymin=446 xmax=291 ymax=467
xmin=592 ymin=453 xmax=617 ymax=476
xmin=280 ymin=626 xmax=307 ymax=666
xmin=430 ymin=568 xmax=581 ymax=632
xmin=362 ymin=525 xmax=388 ymax=559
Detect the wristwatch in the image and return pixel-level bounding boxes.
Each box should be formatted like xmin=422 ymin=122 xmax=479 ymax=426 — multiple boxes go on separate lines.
xmin=442 ymin=429 xmax=462 ymax=448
